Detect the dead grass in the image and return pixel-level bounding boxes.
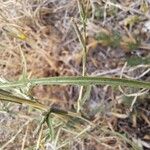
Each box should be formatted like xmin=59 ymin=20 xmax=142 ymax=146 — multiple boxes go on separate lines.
xmin=0 ymin=0 xmax=150 ymax=149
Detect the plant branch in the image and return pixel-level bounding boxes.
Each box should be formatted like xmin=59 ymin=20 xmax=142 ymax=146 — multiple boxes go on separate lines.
xmin=0 ymin=76 xmax=149 ymax=89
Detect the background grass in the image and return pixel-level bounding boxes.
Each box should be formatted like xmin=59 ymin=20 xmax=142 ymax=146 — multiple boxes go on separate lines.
xmin=0 ymin=0 xmax=150 ymax=150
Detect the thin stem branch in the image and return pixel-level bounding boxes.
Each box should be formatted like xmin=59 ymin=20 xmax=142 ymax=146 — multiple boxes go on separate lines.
xmin=0 ymin=76 xmax=149 ymax=89
xmin=76 ymin=0 xmax=88 ymax=112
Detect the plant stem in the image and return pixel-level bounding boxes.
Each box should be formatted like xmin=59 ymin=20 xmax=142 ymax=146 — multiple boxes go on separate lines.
xmin=0 ymin=89 xmax=48 ymax=111
xmin=0 ymin=76 xmax=149 ymax=89
xmin=76 ymin=0 xmax=88 ymax=112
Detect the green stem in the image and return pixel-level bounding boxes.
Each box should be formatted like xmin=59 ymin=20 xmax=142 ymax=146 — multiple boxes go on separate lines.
xmin=0 ymin=89 xmax=48 ymax=111
xmin=0 ymin=76 xmax=150 ymax=89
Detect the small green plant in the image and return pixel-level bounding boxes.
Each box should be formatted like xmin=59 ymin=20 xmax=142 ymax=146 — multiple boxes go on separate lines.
xmin=94 ymin=1 xmax=118 ymax=20
xmin=127 ymin=56 xmax=150 ymax=66
xmin=96 ymin=30 xmax=121 ymax=48
xmin=127 ymin=41 xmax=140 ymax=51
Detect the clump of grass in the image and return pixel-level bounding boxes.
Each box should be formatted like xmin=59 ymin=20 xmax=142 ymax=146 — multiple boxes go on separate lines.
xmin=95 ymin=29 xmax=141 ymax=51
xmin=96 ymin=30 xmax=121 ymax=48
xmin=94 ymin=1 xmax=118 ymax=20
xmin=126 ymin=56 xmax=150 ymax=66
